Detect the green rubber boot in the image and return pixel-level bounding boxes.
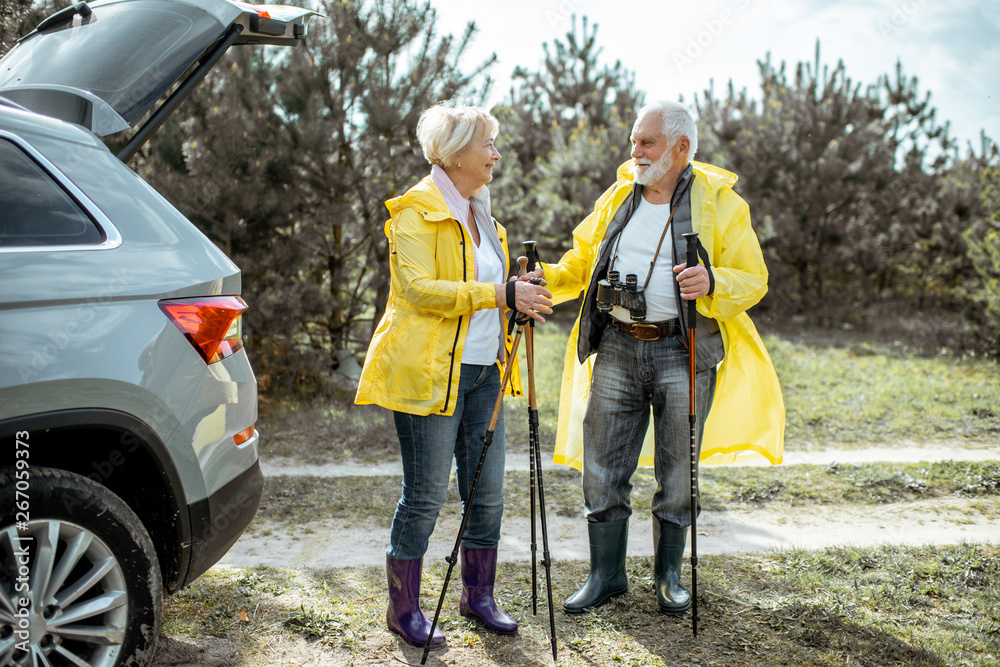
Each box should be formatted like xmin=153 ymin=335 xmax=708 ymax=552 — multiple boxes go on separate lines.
xmin=563 ymin=519 xmax=629 ymax=613
xmin=653 ymin=518 xmax=691 ymax=614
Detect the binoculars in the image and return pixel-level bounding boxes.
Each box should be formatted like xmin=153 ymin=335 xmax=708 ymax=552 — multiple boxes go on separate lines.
xmin=595 ymin=271 xmax=647 ymax=322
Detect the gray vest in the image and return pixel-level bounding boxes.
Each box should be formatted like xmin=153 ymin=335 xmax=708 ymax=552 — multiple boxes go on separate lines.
xmin=576 ymin=166 xmax=725 ymax=371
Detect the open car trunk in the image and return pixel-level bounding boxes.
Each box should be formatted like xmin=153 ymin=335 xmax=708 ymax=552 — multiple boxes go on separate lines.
xmin=0 ymin=0 xmax=316 ymax=159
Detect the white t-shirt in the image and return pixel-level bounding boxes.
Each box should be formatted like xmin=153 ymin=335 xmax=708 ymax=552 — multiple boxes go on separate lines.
xmin=608 ymin=195 xmax=678 ymax=323
xmin=461 ymin=210 xmax=505 ymax=364
xmin=431 ymin=166 xmax=504 ymax=365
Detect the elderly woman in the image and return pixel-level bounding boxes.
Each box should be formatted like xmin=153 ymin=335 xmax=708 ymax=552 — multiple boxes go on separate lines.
xmin=355 ymin=104 xmax=553 ymax=648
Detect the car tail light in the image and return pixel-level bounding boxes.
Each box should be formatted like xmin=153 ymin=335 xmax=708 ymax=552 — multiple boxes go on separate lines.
xmin=234 ymin=425 xmax=255 ymax=445
xmin=159 ymin=296 xmax=248 ymax=364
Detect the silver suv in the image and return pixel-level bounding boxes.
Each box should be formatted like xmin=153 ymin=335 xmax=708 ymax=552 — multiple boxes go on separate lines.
xmin=0 ymin=1 xmax=315 ymax=665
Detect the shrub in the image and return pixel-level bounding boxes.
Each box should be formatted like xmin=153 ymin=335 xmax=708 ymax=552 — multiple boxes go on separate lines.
xmin=964 ymin=166 xmax=1000 ymax=354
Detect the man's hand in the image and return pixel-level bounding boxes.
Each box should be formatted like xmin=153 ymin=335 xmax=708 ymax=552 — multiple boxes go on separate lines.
xmin=673 ymin=262 xmax=710 ymax=300
xmin=513 ymin=279 xmax=553 ymax=323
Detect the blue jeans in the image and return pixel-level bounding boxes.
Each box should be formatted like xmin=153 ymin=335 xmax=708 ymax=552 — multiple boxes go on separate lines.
xmin=583 ymin=324 xmax=716 ymax=526
xmin=388 ymin=363 xmax=506 ymax=561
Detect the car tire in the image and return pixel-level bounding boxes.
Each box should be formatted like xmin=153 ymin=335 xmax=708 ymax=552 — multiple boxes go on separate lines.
xmin=0 ymin=467 xmax=162 ymax=667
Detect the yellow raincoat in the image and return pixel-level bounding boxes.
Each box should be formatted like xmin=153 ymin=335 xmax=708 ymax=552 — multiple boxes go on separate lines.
xmin=542 ymin=161 xmax=785 ymax=469
xmin=355 ymin=176 xmax=521 ymax=415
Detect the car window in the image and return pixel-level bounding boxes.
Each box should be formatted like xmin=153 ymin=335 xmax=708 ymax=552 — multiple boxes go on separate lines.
xmin=0 ymin=138 xmax=105 ymax=247
xmin=0 ymin=1 xmax=223 ymax=126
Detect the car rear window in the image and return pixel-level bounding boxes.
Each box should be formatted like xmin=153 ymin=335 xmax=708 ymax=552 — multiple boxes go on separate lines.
xmin=0 ymin=138 xmax=105 ymax=247
xmin=0 ymin=1 xmax=223 ymax=126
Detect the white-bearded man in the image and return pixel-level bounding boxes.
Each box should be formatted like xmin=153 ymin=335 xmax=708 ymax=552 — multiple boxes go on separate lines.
xmin=532 ymin=100 xmax=785 ymax=614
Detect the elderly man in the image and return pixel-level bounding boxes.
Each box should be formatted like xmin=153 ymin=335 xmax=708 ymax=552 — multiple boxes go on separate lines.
xmin=536 ymin=101 xmax=784 ymax=614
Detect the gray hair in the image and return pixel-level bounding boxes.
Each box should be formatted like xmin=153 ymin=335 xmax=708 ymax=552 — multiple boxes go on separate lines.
xmin=635 ymin=101 xmax=698 ymax=162
xmin=416 ymin=104 xmax=499 ymax=169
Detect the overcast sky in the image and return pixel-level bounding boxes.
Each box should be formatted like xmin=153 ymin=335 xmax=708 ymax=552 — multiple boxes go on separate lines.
xmin=426 ymin=0 xmax=998 ymax=152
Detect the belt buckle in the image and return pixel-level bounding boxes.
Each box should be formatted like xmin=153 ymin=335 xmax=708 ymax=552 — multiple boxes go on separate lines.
xmin=630 ymin=322 xmax=660 ymax=341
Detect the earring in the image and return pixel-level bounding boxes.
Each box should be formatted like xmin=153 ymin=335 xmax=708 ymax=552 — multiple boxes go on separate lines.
xmin=457 ymin=162 xmax=462 ymax=168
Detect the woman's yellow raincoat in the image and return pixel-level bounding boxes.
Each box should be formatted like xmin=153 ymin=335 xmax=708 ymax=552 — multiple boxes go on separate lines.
xmin=542 ymin=161 xmax=785 ymax=469
xmin=355 ymin=176 xmax=521 ymax=415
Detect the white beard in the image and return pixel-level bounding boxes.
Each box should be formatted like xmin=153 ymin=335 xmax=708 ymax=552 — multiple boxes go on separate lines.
xmin=634 ymin=153 xmax=673 ymax=186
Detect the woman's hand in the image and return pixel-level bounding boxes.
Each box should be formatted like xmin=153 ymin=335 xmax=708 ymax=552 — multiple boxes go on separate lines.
xmin=495 ymin=278 xmax=552 ymax=322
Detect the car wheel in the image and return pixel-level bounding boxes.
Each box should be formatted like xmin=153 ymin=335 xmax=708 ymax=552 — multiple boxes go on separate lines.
xmin=0 ymin=467 xmax=162 ymax=667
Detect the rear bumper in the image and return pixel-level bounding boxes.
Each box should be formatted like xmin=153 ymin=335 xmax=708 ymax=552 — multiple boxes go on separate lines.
xmin=183 ymin=457 xmax=263 ymax=587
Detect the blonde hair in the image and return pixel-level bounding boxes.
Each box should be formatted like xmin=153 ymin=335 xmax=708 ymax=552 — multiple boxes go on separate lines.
xmin=417 ymin=104 xmax=499 ymax=169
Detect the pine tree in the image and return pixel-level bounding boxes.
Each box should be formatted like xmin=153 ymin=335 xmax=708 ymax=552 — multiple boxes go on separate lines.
xmin=694 ymin=41 xmax=987 ymax=320
xmin=1 ymin=0 xmax=67 ymax=54
xmin=964 ymin=161 xmax=1000 ymax=354
xmin=140 ymin=0 xmax=493 ymax=395
xmin=491 ymin=15 xmax=643 ymax=255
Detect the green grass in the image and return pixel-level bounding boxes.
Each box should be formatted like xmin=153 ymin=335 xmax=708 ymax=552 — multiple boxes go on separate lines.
xmin=530 ymin=327 xmax=1000 ymax=448
xmin=766 ymin=336 xmax=1000 ymax=446
xmin=256 ymin=400 xmax=400 ymax=465
xmin=162 ymin=543 xmax=1000 ymax=666
xmin=257 ymin=326 xmax=1000 ymax=465
xmin=503 ymin=322 xmax=569 ymax=451
xmin=525 ymin=327 xmax=1000 ymax=449
xmin=249 ymin=461 xmax=1000 ymax=532
xmin=169 ymin=328 xmax=1000 ymax=664
xmin=699 ymin=460 xmax=1000 ymax=509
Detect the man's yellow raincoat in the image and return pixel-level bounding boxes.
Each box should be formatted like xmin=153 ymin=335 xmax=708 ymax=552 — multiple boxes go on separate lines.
xmin=355 ymin=176 xmax=521 ymax=415
xmin=542 ymin=161 xmax=784 ymax=469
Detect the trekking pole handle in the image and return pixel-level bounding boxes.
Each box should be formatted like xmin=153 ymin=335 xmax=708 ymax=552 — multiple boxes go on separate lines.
xmin=518 ymin=240 xmax=546 ymax=286
xmin=682 ymin=232 xmax=699 ymax=330
xmin=507 ymin=257 xmax=531 ymax=333
xmin=523 ymin=239 xmax=538 ymax=273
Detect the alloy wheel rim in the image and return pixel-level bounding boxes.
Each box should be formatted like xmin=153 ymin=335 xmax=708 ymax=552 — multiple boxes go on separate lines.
xmin=0 ymin=521 xmax=128 ymax=667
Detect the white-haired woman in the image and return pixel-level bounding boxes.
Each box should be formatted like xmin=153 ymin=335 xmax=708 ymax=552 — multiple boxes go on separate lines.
xmin=356 ymin=104 xmax=552 ymax=648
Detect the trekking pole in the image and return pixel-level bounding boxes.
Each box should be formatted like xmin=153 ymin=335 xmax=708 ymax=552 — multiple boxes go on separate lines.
xmin=522 ymin=241 xmax=558 ymax=661
xmin=682 ymin=231 xmax=700 ymax=638
xmin=529 ymin=342 xmax=539 ymax=620
xmin=420 ymin=298 xmax=528 ymax=665
xmin=521 ymin=245 xmax=539 ymax=617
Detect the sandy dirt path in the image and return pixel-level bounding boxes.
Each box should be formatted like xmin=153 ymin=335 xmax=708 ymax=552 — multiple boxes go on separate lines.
xmin=218 ymin=443 xmax=999 ymax=569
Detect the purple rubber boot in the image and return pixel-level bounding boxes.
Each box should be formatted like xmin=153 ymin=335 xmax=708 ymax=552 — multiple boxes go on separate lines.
xmin=459 ymin=546 xmax=518 ymax=635
xmin=386 ymin=556 xmax=446 ymax=648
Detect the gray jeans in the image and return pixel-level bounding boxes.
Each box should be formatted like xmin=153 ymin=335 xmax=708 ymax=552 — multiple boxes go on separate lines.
xmin=582 ymin=324 xmax=716 ymax=526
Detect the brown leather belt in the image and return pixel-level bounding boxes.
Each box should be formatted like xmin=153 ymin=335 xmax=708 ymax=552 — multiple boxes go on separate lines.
xmin=611 ymin=318 xmax=681 ymax=341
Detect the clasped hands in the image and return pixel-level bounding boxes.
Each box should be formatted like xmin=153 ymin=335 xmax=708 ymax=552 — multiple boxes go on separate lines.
xmin=497 ymin=259 xmax=709 ymax=325
xmin=505 ymin=263 xmax=551 ymax=323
